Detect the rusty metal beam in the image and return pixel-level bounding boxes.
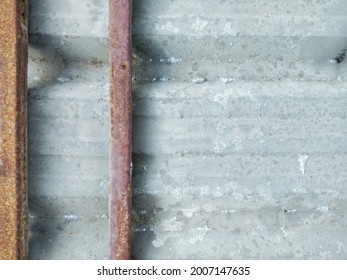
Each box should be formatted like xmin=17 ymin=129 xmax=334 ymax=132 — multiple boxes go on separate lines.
xmin=109 ymin=0 xmax=133 ymax=260
xmin=0 ymin=0 xmax=28 ymax=260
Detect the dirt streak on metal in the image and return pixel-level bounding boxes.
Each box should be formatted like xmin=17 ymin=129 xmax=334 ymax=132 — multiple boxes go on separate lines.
xmin=0 ymin=0 xmax=28 ymax=260
xmin=109 ymin=0 xmax=133 ymax=260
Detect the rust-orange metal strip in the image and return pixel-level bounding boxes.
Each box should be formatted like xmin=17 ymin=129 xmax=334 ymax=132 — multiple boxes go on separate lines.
xmin=0 ymin=0 xmax=28 ymax=259
xmin=109 ymin=0 xmax=132 ymax=259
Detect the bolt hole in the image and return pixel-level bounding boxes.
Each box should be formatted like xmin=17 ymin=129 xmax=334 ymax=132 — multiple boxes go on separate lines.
xmin=120 ymin=64 xmax=126 ymax=70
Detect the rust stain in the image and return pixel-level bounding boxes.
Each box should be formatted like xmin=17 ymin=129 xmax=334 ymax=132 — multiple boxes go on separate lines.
xmin=0 ymin=0 xmax=28 ymax=260
xmin=109 ymin=0 xmax=133 ymax=260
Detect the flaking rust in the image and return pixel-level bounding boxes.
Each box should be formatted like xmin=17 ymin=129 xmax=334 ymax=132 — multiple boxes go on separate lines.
xmin=109 ymin=0 xmax=133 ymax=259
xmin=0 ymin=0 xmax=28 ymax=259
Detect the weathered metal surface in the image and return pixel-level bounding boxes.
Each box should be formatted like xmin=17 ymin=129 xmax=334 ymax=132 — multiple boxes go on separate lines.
xmin=0 ymin=0 xmax=28 ymax=259
xmin=109 ymin=0 xmax=133 ymax=259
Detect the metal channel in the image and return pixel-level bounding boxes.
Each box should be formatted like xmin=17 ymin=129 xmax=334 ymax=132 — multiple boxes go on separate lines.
xmin=109 ymin=0 xmax=133 ymax=259
xmin=0 ymin=0 xmax=28 ymax=260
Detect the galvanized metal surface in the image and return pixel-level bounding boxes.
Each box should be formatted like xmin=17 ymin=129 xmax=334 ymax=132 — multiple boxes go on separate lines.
xmin=28 ymin=0 xmax=109 ymax=259
xmin=131 ymin=0 xmax=347 ymax=259
xmin=23 ymin=0 xmax=347 ymax=259
xmin=0 ymin=0 xmax=28 ymax=259
xmin=109 ymin=0 xmax=133 ymax=259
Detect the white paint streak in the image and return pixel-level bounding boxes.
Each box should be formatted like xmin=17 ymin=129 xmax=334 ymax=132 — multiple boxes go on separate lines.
xmin=168 ymin=57 xmax=181 ymax=64
xmin=316 ymin=206 xmax=330 ymax=213
xmin=223 ymin=22 xmax=235 ymax=35
xmin=192 ymin=77 xmax=206 ymax=84
xmin=155 ymin=21 xmax=179 ymax=34
xmin=64 ymin=214 xmax=79 ymax=221
xmin=193 ymin=17 xmax=208 ymax=31
xmin=57 ymin=76 xmax=72 ymax=83
xmin=181 ymin=207 xmax=199 ymax=218
xmin=298 ymin=155 xmax=309 ymax=176
xmin=221 ymin=77 xmax=234 ymax=84
xmin=213 ymin=93 xmax=229 ymax=107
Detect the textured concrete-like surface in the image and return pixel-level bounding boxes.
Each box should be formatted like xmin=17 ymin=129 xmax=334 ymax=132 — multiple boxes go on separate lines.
xmin=28 ymin=1 xmax=109 ymax=259
xmin=0 ymin=0 xmax=28 ymax=259
xmin=131 ymin=0 xmax=347 ymax=259
xmin=132 ymin=81 xmax=347 ymax=259
xmin=28 ymin=0 xmax=347 ymax=259
xmin=28 ymin=69 xmax=110 ymax=259
xmin=132 ymin=0 xmax=347 ymax=83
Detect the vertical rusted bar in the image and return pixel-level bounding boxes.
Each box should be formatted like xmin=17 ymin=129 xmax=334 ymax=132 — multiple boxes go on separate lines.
xmin=109 ymin=0 xmax=132 ymax=259
xmin=0 ymin=0 xmax=28 ymax=260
